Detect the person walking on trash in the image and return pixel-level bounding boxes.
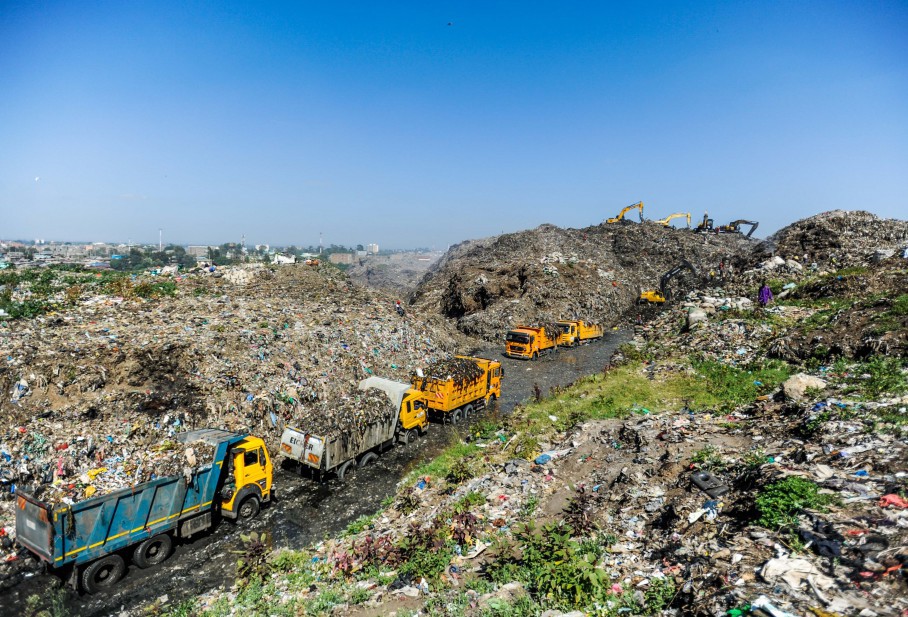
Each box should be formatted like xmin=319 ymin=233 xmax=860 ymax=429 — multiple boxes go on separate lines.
xmin=395 ymin=300 xmax=405 ymax=316
xmin=758 ymin=281 xmax=774 ymax=307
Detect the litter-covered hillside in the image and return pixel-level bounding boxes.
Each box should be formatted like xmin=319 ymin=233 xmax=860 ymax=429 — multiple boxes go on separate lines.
xmin=0 ymin=263 xmax=468 ymax=566
xmin=409 ymin=221 xmax=755 ymax=340
xmin=163 ymin=214 xmax=907 ymax=617
xmin=760 ymin=210 xmax=908 ymax=269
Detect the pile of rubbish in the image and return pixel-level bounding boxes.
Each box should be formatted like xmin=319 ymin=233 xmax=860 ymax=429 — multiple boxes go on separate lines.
xmin=417 ymin=357 xmax=484 ymax=387
xmin=288 ymin=388 xmax=395 ymax=439
xmin=345 ymin=251 xmax=442 ymax=295
xmin=761 ymin=210 xmax=908 ymax=269
xmin=0 ymin=263 xmax=467 ymax=566
xmin=410 ymin=220 xmax=754 ymax=340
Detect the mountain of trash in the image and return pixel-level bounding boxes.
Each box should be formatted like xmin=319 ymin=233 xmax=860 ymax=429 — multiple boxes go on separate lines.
xmin=408 ymin=221 xmax=755 ymax=340
xmin=761 ymin=210 xmax=908 ymax=268
xmin=0 ymin=263 xmax=468 ymax=561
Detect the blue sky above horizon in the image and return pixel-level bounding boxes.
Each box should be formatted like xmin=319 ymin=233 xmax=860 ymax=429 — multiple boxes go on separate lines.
xmin=1 ymin=2 xmax=906 ymax=249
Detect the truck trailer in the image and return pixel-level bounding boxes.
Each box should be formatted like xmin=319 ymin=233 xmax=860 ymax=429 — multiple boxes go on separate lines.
xmin=556 ymin=320 xmax=603 ymax=346
xmin=412 ymin=356 xmax=502 ymax=424
xmin=15 ymin=429 xmax=272 ymax=593
xmin=280 ymin=377 xmax=429 ymax=481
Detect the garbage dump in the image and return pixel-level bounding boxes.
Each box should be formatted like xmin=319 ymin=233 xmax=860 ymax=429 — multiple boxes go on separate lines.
xmin=0 ymin=263 xmax=467 ymax=570
xmin=409 ymin=221 xmax=755 ymax=340
xmin=221 ymin=210 xmax=905 ymax=617
xmin=756 ymin=210 xmax=908 ymax=269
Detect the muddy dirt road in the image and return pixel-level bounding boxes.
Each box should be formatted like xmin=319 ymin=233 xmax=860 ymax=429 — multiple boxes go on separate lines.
xmin=1 ymin=330 xmax=630 ymax=616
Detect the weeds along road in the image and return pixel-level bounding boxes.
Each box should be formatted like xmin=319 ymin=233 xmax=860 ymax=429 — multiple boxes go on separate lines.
xmin=4 ymin=329 xmax=631 ymax=617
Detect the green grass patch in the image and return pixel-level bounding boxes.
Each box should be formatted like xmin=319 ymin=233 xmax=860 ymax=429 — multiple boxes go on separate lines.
xmin=756 ymin=476 xmax=837 ymax=530
xmin=838 ymin=356 xmax=908 ymax=398
xmin=405 ymin=441 xmax=480 ymax=484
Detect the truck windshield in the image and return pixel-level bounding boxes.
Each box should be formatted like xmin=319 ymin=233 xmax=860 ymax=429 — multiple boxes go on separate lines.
xmin=506 ymin=332 xmax=530 ymax=344
xmin=557 ymin=323 xmax=571 ymax=333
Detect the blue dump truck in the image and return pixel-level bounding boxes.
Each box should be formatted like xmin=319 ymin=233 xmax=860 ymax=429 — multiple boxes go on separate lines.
xmin=15 ymin=429 xmax=273 ymax=593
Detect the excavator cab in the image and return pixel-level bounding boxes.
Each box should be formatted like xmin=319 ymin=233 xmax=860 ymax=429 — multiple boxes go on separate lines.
xmin=695 ymin=212 xmax=714 ymax=233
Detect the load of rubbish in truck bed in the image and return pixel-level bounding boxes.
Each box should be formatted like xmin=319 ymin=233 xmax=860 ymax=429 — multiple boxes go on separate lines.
xmin=417 ymin=357 xmax=485 ymax=387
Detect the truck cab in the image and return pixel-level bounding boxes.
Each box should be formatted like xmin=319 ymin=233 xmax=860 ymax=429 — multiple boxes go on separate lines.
xmin=399 ymin=389 xmax=430 ymax=433
xmin=221 ymin=436 xmax=273 ymax=520
xmin=556 ymin=321 xmax=579 ymax=346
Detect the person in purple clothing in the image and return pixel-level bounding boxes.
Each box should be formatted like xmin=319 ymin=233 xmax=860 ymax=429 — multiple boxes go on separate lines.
xmin=758 ymin=281 xmax=774 ymax=307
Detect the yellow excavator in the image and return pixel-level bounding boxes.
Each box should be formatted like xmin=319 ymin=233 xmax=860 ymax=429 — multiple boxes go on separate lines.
xmin=639 ymin=260 xmax=698 ymax=304
xmin=716 ymin=220 xmax=759 ymax=238
xmin=655 ymin=212 xmax=691 ymax=228
xmin=694 ymin=212 xmax=714 ymax=233
xmin=606 ymin=201 xmax=644 ymax=224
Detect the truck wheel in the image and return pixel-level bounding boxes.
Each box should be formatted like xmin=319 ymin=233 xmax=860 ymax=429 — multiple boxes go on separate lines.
xmin=237 ymin=496 xmax=260 ymax=521
xmin=359 ymin=452 xmax=379 ymax=467
xmin=337 ymin=460 xmax=355 ymax=482
xmin=464 ymin=404 xmax=475 ymax=418
xmin=133 ymin=533 xmax=172 ymax=568
xmin=451 ymin=409 xmax=463 ymax=424
xmin=532 ymin=352 xmax=539 ymax=361
xmin=82 ymin=554 xmax=125 ymax=594
xmin=402 ymin=429 xmax=418 ymax=445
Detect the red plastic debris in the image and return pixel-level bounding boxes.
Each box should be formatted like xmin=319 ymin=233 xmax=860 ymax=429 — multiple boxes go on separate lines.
xmin=879 ymin=494 xmax=908 ymax=509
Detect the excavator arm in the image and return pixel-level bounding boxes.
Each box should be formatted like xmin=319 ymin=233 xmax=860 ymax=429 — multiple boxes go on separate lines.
xmin=606 ymin=201 xmax=644 ymax=224
xmin=659 ymin=260 xmax=697 ymax=302
xmin=655 ymin=212 xmax=691 ymax=228
xmin=729 ymin=220 xmax=759 ymax=238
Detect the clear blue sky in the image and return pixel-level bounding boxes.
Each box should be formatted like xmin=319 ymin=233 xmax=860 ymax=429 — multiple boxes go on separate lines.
xmin=1 ymin=2 xmax=906 ymax=249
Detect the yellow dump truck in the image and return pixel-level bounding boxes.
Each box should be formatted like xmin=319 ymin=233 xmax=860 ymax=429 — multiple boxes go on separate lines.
xmin=505 ymin=325 xmax=557 ymax=360
xmin=280 ymin=377 xmax=429 ymax=481
xmin=556 ymin=320 xmax=604 ymax=346
xmin=412 ymin=356 xmax=503 ymax=424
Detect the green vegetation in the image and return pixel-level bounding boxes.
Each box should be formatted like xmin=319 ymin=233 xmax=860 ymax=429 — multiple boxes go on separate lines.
xmin=837 ymin=356 xmax=908 ymax=398
xmin=691 ymin=445 xmax=726 ymax=471
xmin=756 ymin=476 xmax=836 ymax=530
xmin=0 ymin=266 xmax=184 ymax=319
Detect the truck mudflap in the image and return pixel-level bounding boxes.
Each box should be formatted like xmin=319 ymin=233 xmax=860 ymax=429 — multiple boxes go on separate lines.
xmin=15 ymin=493 xmax=54 ymax=564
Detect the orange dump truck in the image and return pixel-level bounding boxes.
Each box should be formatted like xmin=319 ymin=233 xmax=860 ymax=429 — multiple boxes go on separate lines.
xmin=411 ymin=356 xmax=503 ymax=424
xmin=556 ymin=320 xmax=604 ymax=346
xmin=505 ymin=325 xmax=557 ymax=360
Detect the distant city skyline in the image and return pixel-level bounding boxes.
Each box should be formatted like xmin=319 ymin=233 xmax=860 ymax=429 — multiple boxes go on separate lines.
xmin=2 ymin=3 xmax=906 ymax=248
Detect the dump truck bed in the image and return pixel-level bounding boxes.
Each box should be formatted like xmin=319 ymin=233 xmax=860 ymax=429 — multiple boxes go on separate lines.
xmin=413 ymin=356 xmax=501 ymax=415
xmin=280 ymin=415 xmax=397 ymax=472
xmin=16 ymin=429 xmax=241 ymax=568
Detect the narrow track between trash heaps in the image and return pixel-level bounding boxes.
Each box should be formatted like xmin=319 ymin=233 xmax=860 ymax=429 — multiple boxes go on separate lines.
xmin=2 ymin=329 xmax=630 ymax=617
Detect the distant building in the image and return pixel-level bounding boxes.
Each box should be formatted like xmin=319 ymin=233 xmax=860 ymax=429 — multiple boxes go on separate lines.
xmin=367 ymin=243 xmax=379 ymax=254
xmin=273 ymin=253 xmax=296 ymax=265
xmin=187 ymin=245 xmax=211 ymax=258
xmin=328 ymin=252 xmax=355 ymax=265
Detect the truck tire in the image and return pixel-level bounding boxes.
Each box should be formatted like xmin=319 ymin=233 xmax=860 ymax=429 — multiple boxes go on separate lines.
xmin=82 ymin=554 xmax=125 ymax=594
xmin=450 ymin=409 xmax=463 ymax=424
xmin=401 ymin=429 xmax=417 ymax=445
xmin=133 ymin=533 xmax=172 ymax=568
xmin=337 ymin=460 xmax=355 ymax=482
xmin=464 ymin=404 xmax=475 ymax=418
xmin=358 ymin=452 xmax=379 ymax=467
xmin=532 ymin=352 xmax=539 ymax=361
xmin=237 ymin=496 xmax=260 ymax=521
